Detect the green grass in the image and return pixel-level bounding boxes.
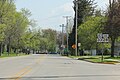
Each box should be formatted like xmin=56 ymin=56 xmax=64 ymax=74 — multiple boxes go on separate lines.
xmin=69 ymin=56 xmax=120 ymax=64
xmin=69 ymin=56 xmax=81 ymax=59
xmin=69 ymin=56 xmax=100 ymax=59
xmin=0 ymin=52 xmax=28 ymax=58
xmin=104 ymin=56 xmax=120 ymax=59
xmin=85 ymin=58 xmax=101 ymax=62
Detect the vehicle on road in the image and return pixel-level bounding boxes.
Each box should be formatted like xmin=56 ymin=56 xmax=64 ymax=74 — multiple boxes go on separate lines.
xmin=49 ymin=52 xmax=58 ymax=54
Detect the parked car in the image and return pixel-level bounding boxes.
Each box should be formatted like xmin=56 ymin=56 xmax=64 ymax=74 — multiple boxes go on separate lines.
xmin=49 ymin=52 xmax=57 ymax=54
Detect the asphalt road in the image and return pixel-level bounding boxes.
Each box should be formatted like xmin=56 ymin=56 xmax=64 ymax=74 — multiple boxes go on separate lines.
xmin=0 ymin=54 xmax=120 ymax=80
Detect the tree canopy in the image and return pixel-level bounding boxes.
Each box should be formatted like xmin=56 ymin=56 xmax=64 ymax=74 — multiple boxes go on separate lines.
xmin=104 ymin=0 xmax=120 ymax=57
xmin=0 ymin=0 xmax=59 ymax=55
xmin=78 ymin=16 xmax=104 ymax=50
xmin=69 ymin=0 xmax=96 ymax=54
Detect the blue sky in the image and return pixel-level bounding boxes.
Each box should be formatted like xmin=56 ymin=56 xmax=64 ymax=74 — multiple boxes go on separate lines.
xmin=15 ymin=0 xmax=109 ymax=31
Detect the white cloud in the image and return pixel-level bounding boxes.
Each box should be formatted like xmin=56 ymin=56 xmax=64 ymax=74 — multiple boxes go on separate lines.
xmin=38 ymin=2 xmax=74 ymax=31
xmin=38 ymin=2 xmax=74 ymax=26
xmin=95 ymin=0 xmax=109 ymax=10
xmin=49 ymin=2 xmax=74 ymax=17
xmin=38 ymin=0 xmax=109 ymax=31
xmin=61 ymin=2 xmax=74 ymax=12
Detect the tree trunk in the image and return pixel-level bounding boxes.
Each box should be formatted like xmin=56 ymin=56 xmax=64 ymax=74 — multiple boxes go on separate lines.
xmin=7 ymin=44 xmax=10 ymax=55
xmin=111 ymin=38 xmax=115 ymax=57
xmin=2 ymin=44 xmax=5 ymax=53
xmin=33 ymin=49 xmax=34 ymax=54
xmin=14 ymin=48 xmax=17 ymax=53
xmin=0 ymin=43 xmax=2 ymax=56
xmin=7 ymin=37 xmax=11 ymax=55
xmin=16 ymin=49 xmax=19 ymax=56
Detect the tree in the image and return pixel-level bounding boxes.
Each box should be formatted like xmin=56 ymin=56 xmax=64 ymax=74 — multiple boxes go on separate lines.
xmin=78 ymin=16 xmax=105 ymax=50
xmin=4 ymin=8 xmax=31 ymax=54
xmin=104 ymin=0 xmax=120 ymax=57
xmin=0 ymin=0 xmax=16 ymax=55
xmin=0 ymin=0 xmax=35 ymax=56
xmin=69 ymin=0 xmax=96 ymax=54
xmin=42 ymin=29 xmax=57 ymax=52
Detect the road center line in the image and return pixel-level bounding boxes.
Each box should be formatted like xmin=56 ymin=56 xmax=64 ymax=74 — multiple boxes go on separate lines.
xmin=10 ymin=54 xmax=46 ymax=80
xmin=15 ymin=67 xmax=32 ymax=80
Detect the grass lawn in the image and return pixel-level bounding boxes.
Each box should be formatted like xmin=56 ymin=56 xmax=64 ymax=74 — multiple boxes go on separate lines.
xmin=0 ymin=52 xmax=29 ymax=58
xmin=104 ymin=56 xmax=120 ymax=60
xmin=69 ymin=56 xmax=120 ymax=64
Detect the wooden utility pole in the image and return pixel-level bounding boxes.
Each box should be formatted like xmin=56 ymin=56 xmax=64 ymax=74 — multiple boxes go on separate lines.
xmin=60 ymin=24 xmax=65 ymax=55
xmin=63 ymin=16 xmax=71 ymax=54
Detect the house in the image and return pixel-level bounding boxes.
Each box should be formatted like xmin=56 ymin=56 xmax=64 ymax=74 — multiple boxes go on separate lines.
xmin=114 ymin=43 xmax=120 ymax=56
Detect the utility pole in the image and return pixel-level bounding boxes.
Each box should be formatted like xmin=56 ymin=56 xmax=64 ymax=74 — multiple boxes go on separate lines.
xmin=63 ymin=16 xmax=71 ymax=54
xmin=73 ymin=0 xmax=80 ymax=56
xmin=60 ymin=24 xmax=65 ymax=55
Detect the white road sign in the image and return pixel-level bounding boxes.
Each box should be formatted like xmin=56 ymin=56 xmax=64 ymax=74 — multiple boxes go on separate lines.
xmin=97 ymin=33 xmax=109 ymax=42
xmin=78 ymin=43 xmax=81 ymax=47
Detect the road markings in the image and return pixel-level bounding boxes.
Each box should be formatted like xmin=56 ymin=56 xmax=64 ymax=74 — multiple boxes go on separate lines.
xmin=10 ymin=54 xmax=46 ymax=80
xmin=14 ymin=66 xmax=30 ymax=77
xmin=15 ymin=66 xmax=32 ymax=80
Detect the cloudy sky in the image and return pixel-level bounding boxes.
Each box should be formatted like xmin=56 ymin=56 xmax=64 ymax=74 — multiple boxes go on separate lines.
xmin=16 ymin=0 xmax=109 ymax=31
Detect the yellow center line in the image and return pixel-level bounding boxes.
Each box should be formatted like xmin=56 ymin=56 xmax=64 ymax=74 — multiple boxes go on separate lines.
xmin=10 ymin=54 xmax=46 ymax=80
xmin=15 ymin=67 xmax=32 ymax=80
xmin=14 ymin=66 xmax=30 ymax=77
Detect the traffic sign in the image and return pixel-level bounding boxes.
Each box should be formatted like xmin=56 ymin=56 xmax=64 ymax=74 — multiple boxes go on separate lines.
xmin=97 ymin=33 xmax=109 ymax=43
xmin=78 ymin=43 xmax=81 ymax=47
xmin=72 ymin=44 xmax=76 ymax=49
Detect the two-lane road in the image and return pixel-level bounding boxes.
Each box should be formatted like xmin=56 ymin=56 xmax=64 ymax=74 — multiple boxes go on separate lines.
xmin=0 ymin=54 xmax=120 ymax=80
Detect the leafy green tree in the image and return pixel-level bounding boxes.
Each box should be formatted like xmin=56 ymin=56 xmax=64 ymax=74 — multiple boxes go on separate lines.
xmin=4 ymin=9 xmax=30 ymax=54
xmin=0 ymin=0 xmax=16 ymax=55
xmin=69 ymin=0 xmax=96 ymax=54
xmin=0 ymin=0 xmax=35 ymax=56
xmin=42 ymin=29 xmax=57 ymax=52
xmin=78 ymin=16 xmax=104 ymax=50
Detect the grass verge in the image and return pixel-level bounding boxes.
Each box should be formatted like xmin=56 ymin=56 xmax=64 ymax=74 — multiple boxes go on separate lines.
xmin=0 ymin=52 xmax=29 ymax=58
xmin=69 ymin=56 xmax=120 ymax=64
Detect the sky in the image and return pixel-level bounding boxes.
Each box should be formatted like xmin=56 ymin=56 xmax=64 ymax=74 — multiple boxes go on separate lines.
xmin=15 ymin=0 xmax=109 ymax=31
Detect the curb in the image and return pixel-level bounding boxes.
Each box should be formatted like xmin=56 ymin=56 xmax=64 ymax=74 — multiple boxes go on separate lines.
xmin=78 ymin=58 xmax=117 ymax=65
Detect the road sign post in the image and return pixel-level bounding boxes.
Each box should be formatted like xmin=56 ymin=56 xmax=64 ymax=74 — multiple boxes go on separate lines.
xmin=97 ymin=33 xmax=109 ymax=62
xmin=78 ymin=43 xmax=81 ymax=56
xmin=101 ymin=42 xmax=104 ymax=61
